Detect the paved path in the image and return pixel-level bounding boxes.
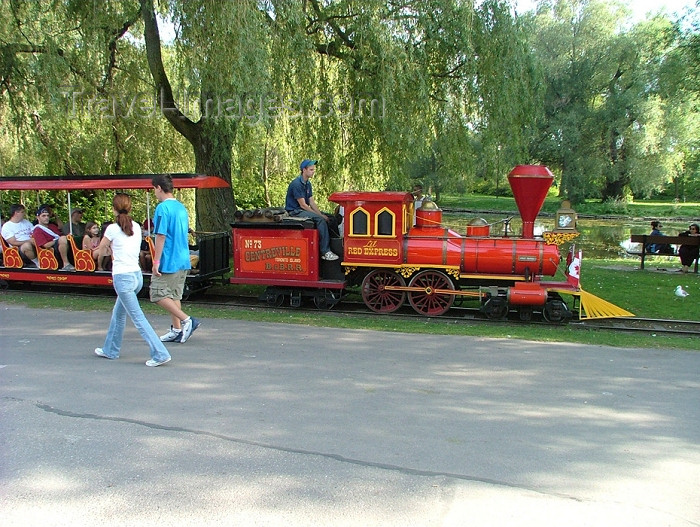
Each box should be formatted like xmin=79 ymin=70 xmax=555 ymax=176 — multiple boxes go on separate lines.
xmin=1 ymin=302 xmax=698 ymax=526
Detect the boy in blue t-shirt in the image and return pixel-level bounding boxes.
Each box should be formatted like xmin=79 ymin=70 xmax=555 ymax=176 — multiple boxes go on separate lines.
xmin=149 ymin=174 xmax=200 ymax=344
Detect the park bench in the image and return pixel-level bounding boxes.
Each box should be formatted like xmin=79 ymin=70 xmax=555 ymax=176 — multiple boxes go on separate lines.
xmin=629 ymin=234 xmax=699 ymax=272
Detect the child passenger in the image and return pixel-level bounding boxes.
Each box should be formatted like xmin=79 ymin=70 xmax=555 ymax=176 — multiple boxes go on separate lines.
xmin=140 ymin=219 xmax=154 ymax=271
xmin=82 ymin=221 xmax=102 ymax=270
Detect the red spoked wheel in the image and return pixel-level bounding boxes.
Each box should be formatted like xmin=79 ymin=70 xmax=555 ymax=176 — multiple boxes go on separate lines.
xmin=361 ymin=269 xmax=406 ymax=313
xmin=407 ymin=270 xmax=455 ymax=316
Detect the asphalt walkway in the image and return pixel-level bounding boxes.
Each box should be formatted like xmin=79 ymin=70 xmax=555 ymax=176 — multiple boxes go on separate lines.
xmin=1 ymin=302 xmax=698 ymax=526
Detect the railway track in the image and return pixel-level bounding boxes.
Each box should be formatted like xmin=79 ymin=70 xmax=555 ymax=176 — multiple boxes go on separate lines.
xmin=2 ymin=284 xmax=698 ymax=337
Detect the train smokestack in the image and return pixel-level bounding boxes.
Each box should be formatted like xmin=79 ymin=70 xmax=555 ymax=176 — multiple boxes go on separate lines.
xmin=507 ymin=165 xmax=554 ymax=239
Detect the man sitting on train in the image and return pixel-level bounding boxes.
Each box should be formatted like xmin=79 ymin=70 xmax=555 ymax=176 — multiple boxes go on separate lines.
xmin=1 ymin=203 xmax=39 ymax=267
xmin=61 ymin=207 xmax=86 ymax=239
xmin=32 ymin=205 xmax=74 ymax=270
xmin=285 ymin=159 xmax=339 ymax=261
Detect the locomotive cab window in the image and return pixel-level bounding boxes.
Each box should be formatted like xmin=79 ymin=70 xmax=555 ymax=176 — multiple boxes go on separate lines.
xmin=375 ymin=208 xmax=396 ymax=237
xmin=349 ymin=208 xmax=369 ymax=236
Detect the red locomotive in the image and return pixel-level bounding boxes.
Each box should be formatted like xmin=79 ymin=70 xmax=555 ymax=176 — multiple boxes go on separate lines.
xmin=231 ymin=165 xmax=633 ymax=321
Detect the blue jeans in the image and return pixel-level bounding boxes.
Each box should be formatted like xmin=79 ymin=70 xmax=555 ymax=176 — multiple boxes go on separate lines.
xmin=289 ymin=210 xmax=331 ymax=253
xmin=102 ymin=271 xmax=171 ymax=362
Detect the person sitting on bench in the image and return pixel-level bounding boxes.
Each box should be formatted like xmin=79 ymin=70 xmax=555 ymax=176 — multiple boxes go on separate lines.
xmin=678 ymin=223 xmax=699 ymax=273
xmin=32 ymin=205 xmax=74 ymax=270
xmin=647 ymin=221 xmax=673 ymax=254
xmin=1 ymin=204 xmax=38 ymax=267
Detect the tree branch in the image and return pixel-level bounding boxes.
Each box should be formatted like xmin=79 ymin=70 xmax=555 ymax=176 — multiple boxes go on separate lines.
xmin=103 ymin=9 xmax=142 ymax=91
xmin=140 ymin=0 xmax=198 ymax=144
xmin=308 ymin=0 xmax=356 ymax=50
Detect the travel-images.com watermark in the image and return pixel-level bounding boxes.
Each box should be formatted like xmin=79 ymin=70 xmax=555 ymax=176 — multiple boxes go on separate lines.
xmin=59 ymin=87 xmax=386 ymax=123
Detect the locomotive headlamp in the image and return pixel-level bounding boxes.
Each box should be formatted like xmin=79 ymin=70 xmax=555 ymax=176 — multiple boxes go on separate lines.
xmin=554 ymin=200 xmax=577 ymax=233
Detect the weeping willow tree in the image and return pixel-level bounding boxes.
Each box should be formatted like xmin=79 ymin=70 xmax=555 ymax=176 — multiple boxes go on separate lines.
xmin=2 ymin=0 xmax=538 ymax=230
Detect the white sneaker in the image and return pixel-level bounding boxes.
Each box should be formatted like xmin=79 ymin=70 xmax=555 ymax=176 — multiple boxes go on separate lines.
xmin=160 ymin=326 xmax=182 ymax=342
xmin=146 ymin=356 xmax=171 ymax=367
xmin=321 ymin=251 xmax=339 ymax=261
xmin=179 ymin=317 xmax=200 ymax=343
xmin=94 ymin=348 xmax=113 ymax=359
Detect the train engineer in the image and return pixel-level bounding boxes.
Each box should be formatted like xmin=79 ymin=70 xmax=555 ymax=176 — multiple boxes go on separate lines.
xmin=284 ymin=159 xmax=339 ymax=261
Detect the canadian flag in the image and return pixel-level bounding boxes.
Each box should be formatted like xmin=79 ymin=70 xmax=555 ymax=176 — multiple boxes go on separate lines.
xmin=567 ymin=249 xmax=582 ymax=287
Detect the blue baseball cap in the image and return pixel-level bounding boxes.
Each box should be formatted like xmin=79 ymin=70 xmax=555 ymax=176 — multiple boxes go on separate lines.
xmin=300 ymin=159 xmax=318 ymax=171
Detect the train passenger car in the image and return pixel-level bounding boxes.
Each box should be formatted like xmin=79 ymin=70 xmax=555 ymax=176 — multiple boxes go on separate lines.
xmin=231 ymin=165 xmax=633 ymax=321
xmin=0 ymin=174 xmax=231 ymax=297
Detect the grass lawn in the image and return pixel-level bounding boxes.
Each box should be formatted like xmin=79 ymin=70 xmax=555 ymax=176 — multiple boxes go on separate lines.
xmin=440 ymin=192 xmax=700 ymax=219
xmin=1 ymin=258 xmax=697 ymax=350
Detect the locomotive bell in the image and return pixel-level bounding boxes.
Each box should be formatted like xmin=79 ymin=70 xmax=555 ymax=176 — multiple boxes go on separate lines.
xmin=415 ymin=197 xmax=442 ymax=228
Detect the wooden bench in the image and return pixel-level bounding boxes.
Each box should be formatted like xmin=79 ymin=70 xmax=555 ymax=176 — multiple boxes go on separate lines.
xmin=629 ymin=234 xmax=699 ymax=272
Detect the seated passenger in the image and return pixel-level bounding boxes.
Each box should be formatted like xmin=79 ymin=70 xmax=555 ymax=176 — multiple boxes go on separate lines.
xmin=647 ymin=221 xmax=673 ymax=254
xmin=82 ymin=221 xmax=103 ymax=270
xmin=1 ymin=203 xmax=39 ymax=267
xmin=32 ymin=203 xmax=64 ymax=231
xmin=62 ymin=208 xmax=86 ymax=239
xmin=98 ymin=221 xmax=113 ymax=271
xmin=678 ymin=223 xmax=700 ymax=273
xmin=284 ymin=159 xmax=339 ymax=261
xmin=32 ymin=205 xmax=74 ymax=270
xmin=140 ymin=219 xmax=154 ymax=271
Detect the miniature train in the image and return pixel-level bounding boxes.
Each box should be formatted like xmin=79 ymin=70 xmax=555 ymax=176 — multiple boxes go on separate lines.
xmin=230 ymin=165 xmax=633 ymax=321
xmin=1 ymin=167 xmax=633 ymax=321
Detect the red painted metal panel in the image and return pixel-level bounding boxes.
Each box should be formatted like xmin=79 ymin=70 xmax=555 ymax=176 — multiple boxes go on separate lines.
xmin=0 ymin=173 xmax=229 ymax=191
xmin=231 ymin=226 xmax=318 ymax=282
xmin=404 ymin=228 xmax=458 ymax=266
xmin=404 ymin=232 xmax=560 ymax=277
xmin=329 ymin=191 xmax=411 ymax=203
xmin=508 ymin=282 xmax=548 ymax=305
xmin=0 ymin=269 xmax=114 ymax=285
xmin=343 ymin=237 xmax=402 ymax=265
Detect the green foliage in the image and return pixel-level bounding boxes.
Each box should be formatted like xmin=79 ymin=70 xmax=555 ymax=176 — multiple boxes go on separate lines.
xmin=1 ymin=0 xmax=697 ymax=223
xmin=525 ymin=0 xmax=699 ymax=204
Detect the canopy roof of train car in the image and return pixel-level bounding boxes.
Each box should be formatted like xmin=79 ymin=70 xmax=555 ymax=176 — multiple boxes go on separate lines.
xmin=0 ymin=173 xmax=229 ymax=191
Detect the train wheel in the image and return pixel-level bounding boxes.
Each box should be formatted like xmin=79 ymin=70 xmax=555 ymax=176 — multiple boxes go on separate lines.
xmin=519 ymin=306 xmax=533 ymax=321
xmin=408 ymin=270 xmax=454 ymax=316
xmin=542 ymin=298 xmax=571 ymax=323
xmin=482 ymin=296 xmax=509 ymax=320
xmin=265 ymin=288 xmax=285 ymax=307
xmin=314 ymin=289 xmax=342 ymax=310
xmin=361 ymin=270 xmax=406 ymax=313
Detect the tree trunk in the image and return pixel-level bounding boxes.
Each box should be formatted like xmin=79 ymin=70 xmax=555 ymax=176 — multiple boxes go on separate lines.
xmin=601 ymin=179 xmax=626 ymax=201
xmin=141 ymin=0 xmax=235 ymax=233
xmin=193 ymin=133 xmax=236 ymax=233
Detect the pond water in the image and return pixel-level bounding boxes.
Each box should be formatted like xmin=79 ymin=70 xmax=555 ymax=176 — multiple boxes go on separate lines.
xmin=442 ymin=212 xmax=694 ymax=260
